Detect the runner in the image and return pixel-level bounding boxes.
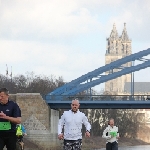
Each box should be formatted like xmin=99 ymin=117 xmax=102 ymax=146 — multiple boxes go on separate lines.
xmin=102 ymin=118 xmax=120 ymax=150
xmin=58 ymin=99 xmax=91 ymax=150
xmin=0 ymin=88 xmax=21 ymax=150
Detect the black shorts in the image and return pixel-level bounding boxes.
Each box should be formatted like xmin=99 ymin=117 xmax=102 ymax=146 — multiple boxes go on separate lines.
xmin=63 ymin=139 xmax=82 ymax=150
xmin=0 ymin=132 xmax=17 ymax=150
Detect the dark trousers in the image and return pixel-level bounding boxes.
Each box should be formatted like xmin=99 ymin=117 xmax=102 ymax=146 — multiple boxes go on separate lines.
xmin=0 ymin=132 xmax=17 ymax=150
xmin=63 ymin=139 xmax=82 ymax=150
xmin=17 ymin=135 xmax=23 ymax=142
xmin=106 ymin=141 xmax=118 ymax=150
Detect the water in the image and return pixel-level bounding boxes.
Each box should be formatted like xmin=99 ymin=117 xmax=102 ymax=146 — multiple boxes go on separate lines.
xmin=99 ymin=145 xmax=150 ymax=150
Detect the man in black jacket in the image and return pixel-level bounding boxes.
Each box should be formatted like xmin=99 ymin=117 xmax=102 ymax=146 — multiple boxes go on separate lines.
xmin=0 ymin=88 xmax=21 ymax=150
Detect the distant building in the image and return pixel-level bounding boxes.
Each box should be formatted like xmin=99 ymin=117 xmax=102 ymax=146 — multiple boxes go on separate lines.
xmin=104 ymin=24 xmax=150 ymax=125
xmin=124 ymin=82 xmax=150 ymax=94
xmin=105 ymin=23 xmax=132 ymax=94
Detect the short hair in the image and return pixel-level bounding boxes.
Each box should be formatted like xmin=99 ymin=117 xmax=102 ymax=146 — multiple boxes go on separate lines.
xmin=108 ymin=118 xmax=114 ymax=124
xmin=0 ymin=88 xmax=9 ymax=95
xmin=72 ymin=99 xmax=80 ymax=104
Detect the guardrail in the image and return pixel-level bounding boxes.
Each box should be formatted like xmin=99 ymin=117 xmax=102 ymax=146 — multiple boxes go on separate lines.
xmin=45 ymin=95 xmax=150 ymax=101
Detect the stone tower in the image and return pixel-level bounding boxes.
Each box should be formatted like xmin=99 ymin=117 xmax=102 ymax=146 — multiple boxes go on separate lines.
xmin=105 ymin=23 xmax=132 ymax=94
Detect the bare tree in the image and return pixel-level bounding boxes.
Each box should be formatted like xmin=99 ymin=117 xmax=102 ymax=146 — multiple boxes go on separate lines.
xmin=0 ymin=72 xmax=65 ymax=96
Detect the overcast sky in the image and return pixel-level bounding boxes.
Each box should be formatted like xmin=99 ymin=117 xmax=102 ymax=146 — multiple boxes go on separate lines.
xmin=0 ymin=0 xmax=150 ymax=91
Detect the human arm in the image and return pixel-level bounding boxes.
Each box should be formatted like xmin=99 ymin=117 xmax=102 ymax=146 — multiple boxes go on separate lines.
xmin=116 ymin=133 xmax=120 ymax=139
xmin=82 ymin=114 xmax=91 ymax=138
xmin=0 ymin=111 xmax=21 ymax=124
xmin=21 ymin=125 xmax=27 ymax=135
xmin=58 ymin=113 xmax=65 ymax=140
xmin=0 ymin=102 xmax=22 ymax=124
xmin=102 ymin=127 xmax=111 ymax=140
xmin=116 ymin=127 xmax=120 ymax=139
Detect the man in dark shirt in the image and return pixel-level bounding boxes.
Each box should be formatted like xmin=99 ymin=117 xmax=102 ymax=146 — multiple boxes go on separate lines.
xmin=0 ymin=88 xmax=21 ymax=150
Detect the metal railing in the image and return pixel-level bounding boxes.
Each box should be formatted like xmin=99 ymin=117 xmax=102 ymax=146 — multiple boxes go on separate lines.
xmin=45 ymin=95 xmax=150 ymax=101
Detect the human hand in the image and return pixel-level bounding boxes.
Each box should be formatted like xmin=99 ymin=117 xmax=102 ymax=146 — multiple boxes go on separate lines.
xmin=58 ymin=133 xmax=64 ymax=140
xmin=108 ymin=135 xmax=112 ymax=139
xmin=85 ymin=131 xmax=90 ymax=138
xmin=0 ymin=111 xmax=7 ymax=119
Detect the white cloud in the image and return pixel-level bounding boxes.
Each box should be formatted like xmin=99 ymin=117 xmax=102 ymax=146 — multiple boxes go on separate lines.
xmin=0 ymin=0 xmax=101 ymax=40
xmin=0 ymin=40 xmax=26 ymax=62
xmin=1 ymin=0 xmax=150 ymax=87
xmin=105 ymin=0 xmax=150 ymax=43
xmin=0 ymin=39 xmax=103 ymax=81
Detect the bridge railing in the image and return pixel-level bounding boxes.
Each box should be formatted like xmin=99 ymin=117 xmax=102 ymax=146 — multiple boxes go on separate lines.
xmin=45 ymin=95 xmax=150 ymax=101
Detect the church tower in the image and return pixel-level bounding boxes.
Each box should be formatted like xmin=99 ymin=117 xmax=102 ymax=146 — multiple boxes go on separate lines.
xmin=105 ymin=23 xmax=132 ymax=94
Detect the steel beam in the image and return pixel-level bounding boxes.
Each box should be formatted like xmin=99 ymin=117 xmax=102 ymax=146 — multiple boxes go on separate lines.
xmin=47 ymin=100 xmax=150 ymax=109
xmin=48 ymin=48 xmax=150 ymax=96
xmin=62 ymin=60 xmax=150 ymax=95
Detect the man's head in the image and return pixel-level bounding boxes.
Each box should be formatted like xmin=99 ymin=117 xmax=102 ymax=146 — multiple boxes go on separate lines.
xmin=71 ymin=99 xmax=80 ymax=113
xmin=0 ymin=88 xmax=9 ymax=104
xmin=108 ymin=118 xmax=114 ymax=127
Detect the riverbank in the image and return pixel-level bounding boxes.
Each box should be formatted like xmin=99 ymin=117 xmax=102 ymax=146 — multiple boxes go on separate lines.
xmin=22 ymin=136 xmax=150 ymax=150
xmin=82 ymin=136 xmax=150 ymax=150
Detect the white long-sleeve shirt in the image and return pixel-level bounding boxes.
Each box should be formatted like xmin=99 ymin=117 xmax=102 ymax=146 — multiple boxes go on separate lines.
xmin=102 ymin=125 xmax=119 ymax=143
xmin=58 ymin=110 xmax=91 ymax=140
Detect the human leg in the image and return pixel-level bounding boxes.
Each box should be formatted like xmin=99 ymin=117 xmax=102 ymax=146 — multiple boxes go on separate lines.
xmin=19 ymin=136 xmax=24 ymax=150
xmin=17 ymin=135 xmax=23 ymax=142
xmin=63 ymin=140 xmax=82 ymax=150
xmin=20 ymin=135 xmax=23 ymax=142
xmin=72 ymin=139 xmax=82 ymax=150
xmin=63 ymin=140 xmax=73 ymax=150
xmin=112 ymin=141 xmax=118 ymax=150
xmin=0 ymin=137 xmax=5 ymax=150
xmin=5 ymin=132 xmax=17 ymax=150
xmin=106 ymin=142 xmax=112 ymax=150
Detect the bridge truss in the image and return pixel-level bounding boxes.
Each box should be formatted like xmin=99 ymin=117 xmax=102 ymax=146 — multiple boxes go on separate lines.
xmin=45 ymin=48 xmax=150 ymax=109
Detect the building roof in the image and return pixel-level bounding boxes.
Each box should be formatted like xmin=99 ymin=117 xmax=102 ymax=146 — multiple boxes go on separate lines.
xmin=124 ymin=82 xmax=150 ymax=93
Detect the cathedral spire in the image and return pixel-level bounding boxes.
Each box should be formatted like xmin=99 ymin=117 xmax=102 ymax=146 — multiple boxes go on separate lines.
xmin=121 ymin=22 xmax=129 ymax=41
xmin=109 ymin=23 xmax=118 ymax=40
xmin=106 ymin=23 xmax=119 ymax=54
xmin=106 ymin=23 xmax=131 ymax=55
xmin=124 ymin=23 xmax=126 ymax=30
xmin=113 ymin=23 xmax=116 ymax=31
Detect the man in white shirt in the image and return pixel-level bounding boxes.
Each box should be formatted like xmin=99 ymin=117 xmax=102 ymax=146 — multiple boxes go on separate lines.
xmin=102 ymin=118 xmax=119 ymax=150
xmin=58 ymin=99 xmax=91 ymax=150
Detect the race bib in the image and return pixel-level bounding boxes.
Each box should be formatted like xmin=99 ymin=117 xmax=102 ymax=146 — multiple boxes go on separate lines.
xmin=110 ymin=131 xmax=117 ymax=137
xmin=0 ymin=122 xmax=11 ymax=130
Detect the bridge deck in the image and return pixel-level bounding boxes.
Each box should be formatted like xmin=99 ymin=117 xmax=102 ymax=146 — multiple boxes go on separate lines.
xmin=46 ymin=100 xmax=150 ymax=109
xmin=45 ymin=95 xmax=150 ymax=109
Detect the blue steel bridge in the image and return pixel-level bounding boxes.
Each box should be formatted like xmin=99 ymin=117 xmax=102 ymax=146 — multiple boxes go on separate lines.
xmin=45 ymin=48 xmax=150 ymax=109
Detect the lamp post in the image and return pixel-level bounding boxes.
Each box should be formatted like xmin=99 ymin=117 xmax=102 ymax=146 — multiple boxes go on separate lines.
xmin=130 ymin=61 xmax=135 ymax=100
xmin=133 ymin=61 xmax=135 ymax=97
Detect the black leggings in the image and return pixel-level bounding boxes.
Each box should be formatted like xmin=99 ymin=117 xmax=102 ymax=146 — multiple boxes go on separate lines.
xmin=17 ymin=135 xmax=23 ymax=142
xmin=0 ymin=132 xmax=17 ymax=150
xmin=106 ymin=141 xmax=118 ymax=150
